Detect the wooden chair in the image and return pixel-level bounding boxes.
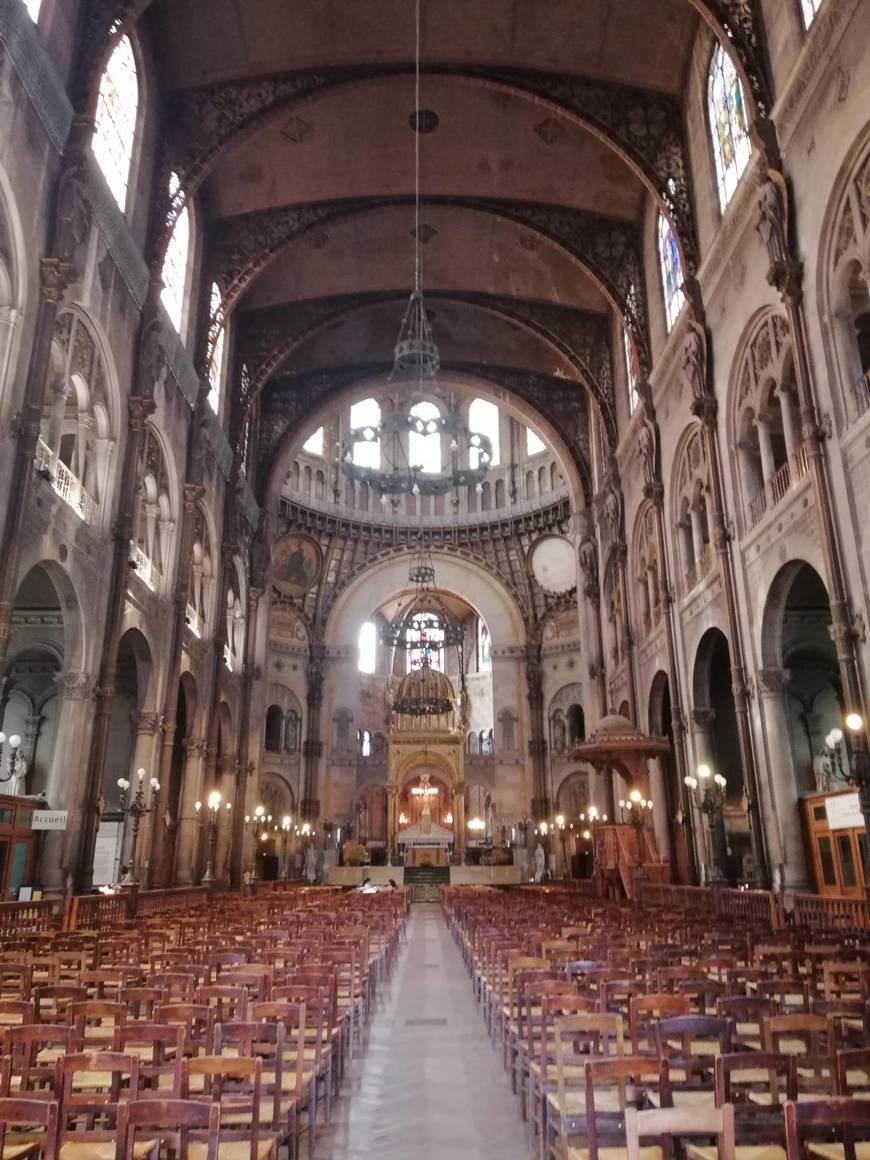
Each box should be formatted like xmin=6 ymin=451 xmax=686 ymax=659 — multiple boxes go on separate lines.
xmin=114 ymin=1023 xmax=184 ymax=1095
xmin=763 ymin=1014 xmax=834 ymax=1095
xmin=0 ymin=1096 xmax=60 ymax=1160
xmin=835 ymin=1049 xmax=870 ymax=1098
xmin=582 ymin=1057 xmax=671 ymax=1160
xmin=54 ymin=1051 xmax=147 ymax=1160
xmin=549 ymin=1016 xmax=628 ymax=1159
xmin=784 ymin=1096 xmax=870 ymax=1160
xmin=715 ymin=1052 xmax=798 ymax=1158
xmin=115 ymin=1097 xmax=221 ymax=1160
xmin=625 ymin=1102 xmax=736 ymax=1160
xmin=3 ymin=1024 xmax=74 ymax=1095
xmin=655 ymin=1016 xmax=734 ymax=1103
xmin=181 ymin=1057 xmax=278 ymax=1160
xmin=629 ymin=995 xmax=690 ymax=1056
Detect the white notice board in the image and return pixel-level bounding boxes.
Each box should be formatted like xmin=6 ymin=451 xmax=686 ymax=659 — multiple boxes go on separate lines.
xmin=825 ymin=792 xmax=864 ymax=832
xmin=92 ymin=821 xmax=123 ymax=886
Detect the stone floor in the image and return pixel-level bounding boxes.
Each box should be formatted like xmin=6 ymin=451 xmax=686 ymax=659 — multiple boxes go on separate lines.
xmin=314 ymin=903 xmax=531 ymax=1159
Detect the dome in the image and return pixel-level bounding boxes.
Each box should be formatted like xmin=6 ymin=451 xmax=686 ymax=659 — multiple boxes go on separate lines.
xmin=592 ymin=713 xmax=637 ymax=737
xmin=395 ymin=664 xmax=456 ymax=705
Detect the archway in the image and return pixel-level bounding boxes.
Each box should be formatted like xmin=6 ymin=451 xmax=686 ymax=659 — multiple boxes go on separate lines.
xmin=760 ymin=561 xmax=840 ymax=889
xmin=692 ymin=628 xmax=746 ymax=883
xmin=556 ymin=769 xmax=592 ymax=879
xmin=155 ymin=672 xmax=196 ymax=887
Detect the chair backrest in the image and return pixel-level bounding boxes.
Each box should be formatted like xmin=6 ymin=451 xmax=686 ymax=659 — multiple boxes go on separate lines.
xmin=182 ymin=1056 xmax=264 ymax=1157
xmin=116 ymin=1097 xmax=221 ymax=1160
xmin=56 ymin=1050 xmax=140 ymax=1138
xmin=625 ymin=1102 xmax=736 ymax=1160
xmin=3 ymin=1022 xmax=73 ymax=1093
xmin=655 ymin=1015 xmax=734 ymax=1086
xmin=585 ymin=1056 xmax=671 ymax=1158
xmin=716 ymin=1050 xmax=797 ymax=1138
xmin=629 ymin=994 xmax=689 ymax=1054
xmin=115 ymin=1022 xmax=185 ymax=1095
xmin=0 ymin=1096 xmax=60 ymax=1157
xmin=155 ymin=1003 xmax=215 ymax=1054
xmin=785 ymin=1096 xmax=870 ymax=1160
xmin=763 ymin=1012 xmax=833 ymax=1091
xmin=836 ymin=1048 xmax=870 ymax=1096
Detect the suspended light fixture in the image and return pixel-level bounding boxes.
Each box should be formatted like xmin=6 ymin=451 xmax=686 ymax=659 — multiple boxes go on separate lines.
xmin=338 ymin=0 xmax=492 ymax=499
xmin=381 ymin=538 xmax=464 ymax=653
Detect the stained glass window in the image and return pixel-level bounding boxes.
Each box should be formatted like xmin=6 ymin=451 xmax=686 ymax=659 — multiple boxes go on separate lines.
xmin=801 ymin=0 xmax=823 ymax=27
xmin=206 ymin=283 xmax=225 ymax=415
xmin=358 ymin=621 xmax=377 ymax=674
xmin=93 ymin=36 xmax=139 ymax=212
xmin=468 ymin=398 xmax=500 ymax=467
xmin=477 ymin=618 xmax=492 ymax=671
xmin=350 ymin=397 xmax=381 ymax=468
xmin=406 ymin=612 xmax=445 ymax=673
xmin=24 ymin=0 xmax=41 ymax=21
xmin=409 ymin=401 xmax=441 ymax=475
xmin=624 ymin=329 xmax=640 ymax=415
xmin=526 ymin=427 xmax=546 ymax=456
xmin=708 ymin=44 xmax=752 ymax=211
xmin=160 ymin=173 xmax=191 ymax=333
xmin=302 ymin=428 xmax=324 ymax=456
xmin=657 ymin=214 xmax=685 ymax=333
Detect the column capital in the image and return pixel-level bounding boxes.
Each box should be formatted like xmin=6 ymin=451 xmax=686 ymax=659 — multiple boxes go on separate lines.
xmin=53 ymin=671 xmax=93 ymax=700
xmin=691 ymin=706 xmax=716 ymax=728
xmin=756 ymin=667 xmax=788 ymax=695
xmin=135 ymin=712 xmax=161 ymax=736
xmin=39 ymin=257 xmax=76 ymax=304
xmin=183 ymin=483 xmax=206 ymax=512
xmin=128 ymin=397 xmax=157 ymax=431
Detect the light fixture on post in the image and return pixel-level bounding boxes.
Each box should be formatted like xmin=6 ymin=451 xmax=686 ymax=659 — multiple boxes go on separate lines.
xmin=842 ymin=712 xmax=870 ymax=897
xmin=0 ymin=732 xmax=27 ymax=794
xmin=818 ymin=727 xmax=845 ymax=791
xmin=683 ymin=763 xmax=728 ymax=885
xmin=279 ymin=815 xmax=292 ymax=880
xmin=197 ymin=790 xmax=231 ymax=886
xmin=117 ymin=767 xmax=160 ymax=887
xmin=617 ymin=788 xmax=654 ymax=885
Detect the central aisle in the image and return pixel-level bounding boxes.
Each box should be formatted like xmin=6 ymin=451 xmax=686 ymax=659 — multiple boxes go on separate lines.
xmin=316 ymin=903 xmax=530 ymax=1159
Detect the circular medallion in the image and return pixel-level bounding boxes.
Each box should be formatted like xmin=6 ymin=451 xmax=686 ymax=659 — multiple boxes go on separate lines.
xmin=529 ymin=535 xmax=576 ymax=595
xmin=273 ymin=533 xmax=324 ymax=597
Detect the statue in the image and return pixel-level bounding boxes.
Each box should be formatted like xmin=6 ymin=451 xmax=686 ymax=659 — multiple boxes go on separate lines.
xmin=603 ymin=488 xmax=621 ymax=539
xmin=304 ymin=843 xmax=317 ymax=885
xmin=757 ymin=171 xmax=789 ymax=272
xmin=578 ymin=539 xmax=598 ymax=594
xmin=552 ymin=712 xmax=567 ymax=754
xmin=485 ymin=797 xmax=495 ymax=842
xmin=285 ymin=711 xmax=299 ymax=753
xmin=534 ymin=842 xmax=546 ymax=884
xmin=683 ymin=324 xmax=707 ymax=403
xmin=637 ymin=422 xmax=656 ymax=486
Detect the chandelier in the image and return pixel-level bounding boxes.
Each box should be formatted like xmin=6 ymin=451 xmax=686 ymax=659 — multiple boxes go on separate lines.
xmin=381 ymin=538 xmax=464 ymax=652
xmin=411 ymin=773 xmax=439 ymax=799
xmin=337 ymin=0 xmax=493 ymax=500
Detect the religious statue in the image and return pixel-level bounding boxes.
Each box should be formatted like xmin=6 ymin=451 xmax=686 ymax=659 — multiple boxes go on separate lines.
xmin=683 ymin=323 xmax=708 ymax=403
xmin=534 ymin=842 xmax=546 ymax=883
xmin=304 ymin=842 xmax=317 ymax=885
xmin=637 ymin=421 xmax=656 ymax=486
xmin=757 ymin=171 xmax=789 ymax=272
xmin=603 ymin=488 xmax=621 ymax=539
xmin=578 ymin=539 xmax=598 ymax=594
xmin=485 ymin=797 xmax=495 ymax=841
xmin=285 ymin=711 xmax=299 ymax=753
xmin=551 ymin=712 xmax=566 ymax=754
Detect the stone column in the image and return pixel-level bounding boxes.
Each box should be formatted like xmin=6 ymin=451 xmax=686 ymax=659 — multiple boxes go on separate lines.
xmin=229 ymin=587 xmax=262 ymax=888
xmin=127 ymin=712 xmax=161 ymax=883
xmin=755 ymin=417 xmax=776 ymax=484
xmin=453 ymin=781 xmax=466 ymax=858
xmin=41 ymin=672 xmax=94 ymax=895
xmin=645 ymin=569 xmax=657 ymax=628
xmin=689 ymin=707 xmax=715 ymax=881
xmin=613 ymin=543 xmax=638 ymax=724
xmin=757 ymin=668 xmax=808 ymax=890
xmin=174 ymin=736 xmax=207 ymax=886
xmin=301 ymin=648 xmax=325 ymax=820
xmin=525 ymin=645 xmax=549 ymax=820
xmin=647 ymin=755 xmax=673 ymax=865
xmin=578 ymin=536 xmax=607 ymax=719
xmin=386 ymin=784 xmax=398 ymax=863
xmin=776 ymin=388 xmax=799 ymax=463
xmin=689 ymin=506 xmax=705 ymax=565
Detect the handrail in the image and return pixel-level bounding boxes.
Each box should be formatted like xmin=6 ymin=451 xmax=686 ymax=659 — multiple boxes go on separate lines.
xmin=34 ymin=438 xmax=97 ymax=524
xmin=852 ymin=370 xmax=870 ymax=421
xmin=683 ymin=542 xmax=716 ymax=597
xmin=791 ymin=892 xmax=870 ymax=931
xmin=0 ymin=898 xmax=61 ymax=935
xmin=748 ymin=447 xmax=809 ymax=530
xmin=129 ymin=542 xmax=160 ymax=591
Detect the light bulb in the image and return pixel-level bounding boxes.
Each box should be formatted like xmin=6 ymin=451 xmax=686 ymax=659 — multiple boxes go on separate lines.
xmin=8 ymin=735 xmax=20 ymax=749
xmin=845 ymin=712 xmax=863 ymax=733
xmin=555 ymin=814 xmax=565 ymax=827
xmin=137 ymin=768 xmax=146 ymax=782
xmin=195 ymin=801 xmax=202 ymax=813
xmin=629 ymin=789 xmax=642 ymax=803
xmin=0 ymin=732 xmax=5 ymax=745
xmin=208 ymin=790 xmax=221 ymax=810
xmin=829 ymin=727 xmax=843 ymax=745
xmin=117 ymin=778 xmax=129 ymax=790
xmin=245 ymin=815 xmax=250 ymax=824
xmin=697 ymin=763 xmax=712 ymax=780
xmin=151 ymin=778 xmax=160 ymax=791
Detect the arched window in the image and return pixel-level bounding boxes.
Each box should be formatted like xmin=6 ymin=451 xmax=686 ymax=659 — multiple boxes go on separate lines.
xmin=624 ymin=329 xmax=640 ymax=414
xmin=801 ymin=0 xmax=823 ymax=27
xmin=406 ymin=612 xmax=445 ymax=673
xmin=707 ymin=44 xmax=752 ymax=212
xmin=93 ymin=36 xmax=139 ymax=213
xmin=409 ymin=401 xmax=441 ymax=474
xmin=358 ymin=730 xmax=372 ymax=758
xmin=24 ymin=0 xmax=41 ymax=21
xmin=302 ymin=427 xmax=324 ymax=456
xmin=206 ymin=283 xmax=225 ymax=415
xmin=468 ymin=398 xmax=500 ymax=467
xmin=657 ymin=214 xmax=685 ymax=333
xmin=358 ymin=621 xmax=377 ymax=674
xmin=160 ymin=174 xmax=191 ymax=334
xmin=477 ymin=618 xmax=491 ymax=671
xmin=527 ymin=427 xmax=546 ymax=456
xmin=350 ymin=397 xmax=380 ymax=468
xmin=567 ymin=704 xmax=586 ymax=744
xmin=264 ymin=706 xmax=284 ymax=753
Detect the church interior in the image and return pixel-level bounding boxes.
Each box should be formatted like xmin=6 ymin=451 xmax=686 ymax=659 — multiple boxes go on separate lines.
xmin=0 ymin=0 xmax=868 ymax=1157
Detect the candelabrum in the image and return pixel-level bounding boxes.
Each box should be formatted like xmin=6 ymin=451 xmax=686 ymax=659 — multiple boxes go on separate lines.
xmin=844 ymin=713 xmax=870 ymax=867
xmin=195 ymin=790 xmax=232 ymax=885
xmin=278 ymin=815 xmax=293 ymax=879
xmin=683 ymin=763 xmax=728 ymax=884
xmin=0 ymin=731 xmax=28 ymax=794
xmin=117 ymin=767 xmax=160 ymax=886
xmin=243 ymin=805 xmax=273 ymax=879
xmin=618 ymin=789 xmax=654 ymax=882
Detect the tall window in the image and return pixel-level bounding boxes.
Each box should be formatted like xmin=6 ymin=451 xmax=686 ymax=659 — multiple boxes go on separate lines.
xmin=801 ymin=0 xmax=823 ymax=27
xmin=468 ymin=398 xmax=500 ymax=468
xmin=358 ymin=621 xmax=377 ymax=674
xmin=477 ymin=618 xmax=492 ymax=671
xmin=24 ymin=0 xmax=41 ymax=21
xmin=160 ymin=173 xmax=191 ymax=333
xmin=657 ymin=214 xmax=685 ymax=333
xmin=708 ymin=44 xmax=752 ymax=212
xmin=350 ymin=397 xmax=381 ymax=468
xmin=302 ymin=427 xmax=324 ymax=456
xmin=624 ymin=330 xmax=640 ymax=414
xmin=526 ymin=427 xmax=546 ymax=456
xmin=409 ymin=401 xmax=441 ymax=474
xmin=93 ymin=36 xmax=139 ymax=213
xmin=406 ymin=612 xmax=445 ymax=673
xmin=206 ymin=283 xmax=225 ymax=415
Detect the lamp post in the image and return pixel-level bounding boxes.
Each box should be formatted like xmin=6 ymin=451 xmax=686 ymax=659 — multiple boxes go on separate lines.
xmin=243 ymin=805 xmax=272 ymax=879
xmin=555 ymin=814 xmax=569 ymax=877
xmin=618 ymin=788 xmax=654 ymax=883
xmin=579 ymin=804 xmax=608 ymax=881
xmin=117 ymin=767 xmax=160 ymax=886
xmin=0 ymin=732 xmax=28 ymax=794
xmin=683 ymin=763 xmax=728 ymax=885
xmin=280 ymin=815 xmax=292 ymax=879
xmin=197 ymin=790 xmax=231 ymax=886
xmin=842 ymin=713 xmax=870 ymax=898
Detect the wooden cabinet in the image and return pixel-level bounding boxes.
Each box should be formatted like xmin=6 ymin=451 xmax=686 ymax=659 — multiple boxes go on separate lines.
xmin=802 ymin=790 xmax=868 ymax=898
xmin=0 ymin=795 xmax=35 ymax=899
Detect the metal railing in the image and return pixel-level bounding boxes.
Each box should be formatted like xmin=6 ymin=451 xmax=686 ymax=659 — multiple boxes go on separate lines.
xmin=34 ymin=439 xmax=97 ymax=524
xmin=853 ymin=371 xmax=870 ymax=420
xmin=129 ymin=542 xmax=160 ymax=592
xmin=747 ymin=446 xmax=810 ymax=530
xmin=186 ymin=604 xmax=203 ymax=638
xmin=683 ymin=542 xmax=716 ymax=597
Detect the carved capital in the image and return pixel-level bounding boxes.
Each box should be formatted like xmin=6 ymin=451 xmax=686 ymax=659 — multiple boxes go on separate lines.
xmin=40 ymin=257 xmax=76 ymax=304
xmin=128 ymin=397 xmax=157 ymax=431
xmin=183 ymin=483 xmax=205 ymax=512
xmin=185 ymin=737 xmax=208 ymax=759
xmin=691 ymin=706 xmax=716 ymax=729
xmin=643 ymin=480 xmax=664 ymax=509
xmin=54 ymin=671 xmax=92 ymax=700
xmin=756 ymin=667 xmax=787 ymax=696
xmin=135 ymin=712 xmax=161 ymax=736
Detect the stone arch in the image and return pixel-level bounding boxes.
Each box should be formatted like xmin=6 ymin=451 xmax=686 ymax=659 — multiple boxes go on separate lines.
xmin=670 ymin=422 xmax=713 ymax=596
xmin=631 ymin=500 xmax=662 ymax=638
xmin=0 ymin=159 xmax=27 ymax=411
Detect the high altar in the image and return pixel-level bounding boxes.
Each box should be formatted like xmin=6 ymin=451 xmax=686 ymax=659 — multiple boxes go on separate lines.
xmin=387 ymin=662 xmax=465 ymax=861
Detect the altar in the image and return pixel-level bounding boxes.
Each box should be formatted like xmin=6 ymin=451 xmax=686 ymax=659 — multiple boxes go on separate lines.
xmin=405 ymin=846 xmax=449 ymax=867
xmin=397 ymin=815 xmax=454 ymax=866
